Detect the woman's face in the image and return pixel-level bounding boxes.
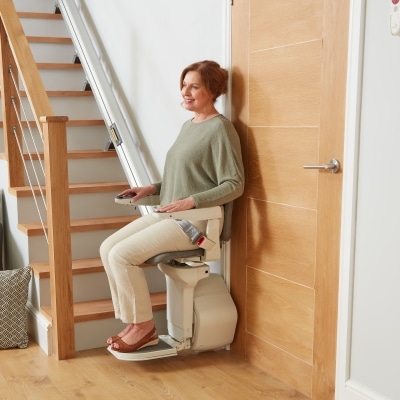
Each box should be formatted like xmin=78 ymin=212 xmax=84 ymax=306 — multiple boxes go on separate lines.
xmin=181 ymin=71 xmax=214 ymax=113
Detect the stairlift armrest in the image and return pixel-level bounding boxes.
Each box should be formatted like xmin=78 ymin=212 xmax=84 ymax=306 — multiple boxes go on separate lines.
xmin=154 ymin=206 xmax=222 ymax=221
xmin=115 ymin=195 xmax=161 ymax=206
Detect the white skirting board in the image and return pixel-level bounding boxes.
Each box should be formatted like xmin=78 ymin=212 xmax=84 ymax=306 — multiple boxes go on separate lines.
xmin=26 ymin=302 xmax=52 ymax=355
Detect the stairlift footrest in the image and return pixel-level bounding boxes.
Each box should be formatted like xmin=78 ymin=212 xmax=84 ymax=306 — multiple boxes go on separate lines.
xmin=107 ymin=335 xmax=183 ymax=361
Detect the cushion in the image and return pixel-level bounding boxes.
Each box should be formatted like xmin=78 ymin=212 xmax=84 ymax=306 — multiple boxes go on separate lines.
xmin=0 ymin=267 xmax=31 ymax=349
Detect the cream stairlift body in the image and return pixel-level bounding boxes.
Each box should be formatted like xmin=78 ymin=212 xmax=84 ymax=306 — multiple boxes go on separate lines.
xmin=108 ymin=196 xmax=238 ymax=361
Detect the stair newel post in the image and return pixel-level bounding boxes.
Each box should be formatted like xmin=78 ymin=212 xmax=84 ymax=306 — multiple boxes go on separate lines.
xmin=41 ymin=115 xmax=75 ymax=360
xmin=0 ymin=18 xmax=24 ymax=187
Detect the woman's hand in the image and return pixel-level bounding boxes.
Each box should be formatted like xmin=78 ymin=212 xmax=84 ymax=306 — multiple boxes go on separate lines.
xmin=117 ymin=185 xmax=157 ymax=202
xmin=156 ymin=197 xmax=195 ymax=213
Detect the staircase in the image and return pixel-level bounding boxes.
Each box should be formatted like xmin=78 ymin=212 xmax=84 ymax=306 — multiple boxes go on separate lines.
xmin=0 ymin=0 xmax=167 ymax=353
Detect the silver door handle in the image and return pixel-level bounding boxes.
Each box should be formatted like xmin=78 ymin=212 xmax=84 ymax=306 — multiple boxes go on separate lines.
xmin=303 ymin=158 xmax=340 ymax=173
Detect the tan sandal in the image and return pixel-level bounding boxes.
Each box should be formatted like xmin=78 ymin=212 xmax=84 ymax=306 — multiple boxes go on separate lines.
xmin=111 ymin=326 xmax=159 ymax=353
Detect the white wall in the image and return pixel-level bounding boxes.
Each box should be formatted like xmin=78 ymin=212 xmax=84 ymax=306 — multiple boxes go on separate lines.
xmin=337 ymin=1 xmax=400 ymax=399
xmin=84 ymin=0 xmax=230 ymax=178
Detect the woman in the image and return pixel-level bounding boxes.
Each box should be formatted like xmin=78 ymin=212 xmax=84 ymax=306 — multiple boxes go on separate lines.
xmin=100 ymin=60 xmax=244 ymax=353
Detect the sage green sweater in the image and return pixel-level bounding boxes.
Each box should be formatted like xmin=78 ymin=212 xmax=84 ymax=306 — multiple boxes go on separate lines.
xmin=153 ymin=114 xmax=244 ymax=208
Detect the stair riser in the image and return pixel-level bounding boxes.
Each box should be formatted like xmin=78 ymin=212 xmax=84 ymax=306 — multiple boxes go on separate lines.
xmin=32 ymin=265 xmax=165 ymax=308
xmin=13 ymin=0 xmax=55 ymax=13
xmin=67 ymin=125 xmax=110 ymax=151
xmin=39 ymin=69 xmax=87 ymax=91
xmin=18 ymin=97 xmax=102 ymax=121
xmin=27 ymin=229 xmax=130 ymax=263
xmin=24 ymin=157 xmax=126 ymax=185
xmin=20 ymin=17 xmax=70 ymax=37
xmin=0 ymin=125 xmax=110 ymax=152
xmin=74 ymin=310 xmax=168 ymax=352
xmin=31 ymin=272 xmax=111 ymax=308
xmin=29 ymin=42 xmax=76 ymax=64
xmin=1 ymin=72 xmax=86 ymax=92
xmin=16 ymin=192 xmax=138 ymax=222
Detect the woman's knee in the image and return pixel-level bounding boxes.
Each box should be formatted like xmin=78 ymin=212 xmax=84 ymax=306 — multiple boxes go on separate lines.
xmin=99 ymin=235 xmax=115 ymax=262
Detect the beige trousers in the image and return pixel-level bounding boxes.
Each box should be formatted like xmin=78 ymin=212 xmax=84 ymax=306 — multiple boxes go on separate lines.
xmin=99 ymin=213 xmax=207 ymax=324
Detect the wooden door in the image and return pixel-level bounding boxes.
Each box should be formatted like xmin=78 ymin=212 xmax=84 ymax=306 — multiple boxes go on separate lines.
xmin=229 ymin=1 xmax=350 ymax=398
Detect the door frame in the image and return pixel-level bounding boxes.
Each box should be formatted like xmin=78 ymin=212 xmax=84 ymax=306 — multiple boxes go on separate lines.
xmin=335 ymin=1 xmax=368 ymax=398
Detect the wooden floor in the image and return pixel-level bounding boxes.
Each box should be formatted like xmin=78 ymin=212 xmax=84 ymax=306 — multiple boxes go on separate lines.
xmin=0 ymin=339 xmax=310 ymax=399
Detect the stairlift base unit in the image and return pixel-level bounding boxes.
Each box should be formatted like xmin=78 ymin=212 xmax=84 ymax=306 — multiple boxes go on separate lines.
xmin=191 ymin=273 xmax=237 ymax=351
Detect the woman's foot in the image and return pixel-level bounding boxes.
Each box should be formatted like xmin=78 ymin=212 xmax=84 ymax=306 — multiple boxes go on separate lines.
xmin=110 ymin=320 xmax=158 ymax=353
xmin=106 ymin=323 xmax=134 ymax=345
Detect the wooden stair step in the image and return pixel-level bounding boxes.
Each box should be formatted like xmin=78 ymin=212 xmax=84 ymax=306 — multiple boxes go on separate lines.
xmin=41 ymin=293 xmax=167 ymax=323
xmin=30 ymin=257 xmax=104 ymax=279
xmin=9 ymin=181 xmax=129 ymax=198
xmin=37 ymin=63 xmax=83 ymax=70
xmin=0 ymin=150 xmax=117 ymax=162
xmin=18 ymin=215 xmax=137 ymax=236
xmin=17 ymin=149 xmax=118 ymax=161
xmin=20 ymin=90 xmax=94 ymax=97
xmin=27 ymin=36 xmax=72 ymax=44
xmin=18 ymin=12 xmax=63 ymax=20
xmin=0 ymin=120 xmax=105 ymax=128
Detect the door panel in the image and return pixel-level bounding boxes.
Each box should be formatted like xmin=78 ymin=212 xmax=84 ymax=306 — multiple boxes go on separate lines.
xmin=250 ymin=0 xmax=322 ymax=51
xmin=247 ymin=199 xmax=316 ymax=287
xmin=247 ymin=267 xmax=314 ymax=363
xmin=249 ymin=41 xmax=322 ymax=127
xmin=247 ymin=127 xmax=319 ymax=209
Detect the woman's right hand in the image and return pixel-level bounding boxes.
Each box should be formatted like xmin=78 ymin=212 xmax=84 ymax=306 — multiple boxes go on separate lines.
xmin=117 ymin=185 xmax=157 ymax=202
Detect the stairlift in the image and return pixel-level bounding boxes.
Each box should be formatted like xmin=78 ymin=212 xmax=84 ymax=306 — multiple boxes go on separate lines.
xmin=107 ymin=196 xmax=238 ymax=361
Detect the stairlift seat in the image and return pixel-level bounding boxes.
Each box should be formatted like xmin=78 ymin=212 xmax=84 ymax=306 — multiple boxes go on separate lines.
xmin=145 ymin=248 xmax=204 ymax=266
xmin=109 ymin=196 xmax=237 ymax=361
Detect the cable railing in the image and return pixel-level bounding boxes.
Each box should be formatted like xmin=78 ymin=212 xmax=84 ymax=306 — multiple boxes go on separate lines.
xmin=0 ymin=0 xmax=74 ymax=360
xmin=9 ymin=70 xmax=48 ymax=243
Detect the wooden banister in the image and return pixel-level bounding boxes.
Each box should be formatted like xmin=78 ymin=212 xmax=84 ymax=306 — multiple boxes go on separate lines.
xmin=0 ymin=1 xmax=74 ymax=359
xmin=41 ymin=116 xmax=74 ymax=359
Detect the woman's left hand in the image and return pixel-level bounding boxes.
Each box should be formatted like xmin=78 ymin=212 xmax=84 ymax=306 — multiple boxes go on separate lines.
xmin=156 ymin=197 xmax=195 ymax=213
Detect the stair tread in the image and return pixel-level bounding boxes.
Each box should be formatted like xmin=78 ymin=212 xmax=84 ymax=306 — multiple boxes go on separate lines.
xmin=0 ymin=148 xmax=117 ymax=162
xmin=9 ymin=181 xmax=129 ymax=197
xmin=20 ymin=90 xmax=94 ymax=97
xmin=18 ymin=12 xmax=63 ymax=20
xmin=27 ymin=36 xmax=72 ymax=44
xmin=37 ymin=62 xmax=83 ymax=69
xmin=17 ymin=149 xmax=118 ymax=161
xmin=30 ymin=257 xmax=104 ymax=278
xmin=0 ymin=120 xmax=105 ymax=128
xmin=19 ymin=215 xmax=138 ymax=236
xmin=41 ymin=293 xmax=167 ymax=323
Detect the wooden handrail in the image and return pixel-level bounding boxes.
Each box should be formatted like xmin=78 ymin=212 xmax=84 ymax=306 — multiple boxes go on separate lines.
xmin=0 ymin=1 xmax=74 ymax=359
xmin=0 ymin=2 xmax=53 ymax=128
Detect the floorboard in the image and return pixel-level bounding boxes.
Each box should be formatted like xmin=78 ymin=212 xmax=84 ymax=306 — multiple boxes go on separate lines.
xmin=0 ymin=339 xmax=310 ymax=399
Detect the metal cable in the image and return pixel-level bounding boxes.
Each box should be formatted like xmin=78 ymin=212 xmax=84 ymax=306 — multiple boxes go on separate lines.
xmin=11 ymin=128 xmax=48 ymax=244
xmin=8 ymin=67 xmax=48 ymax=244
